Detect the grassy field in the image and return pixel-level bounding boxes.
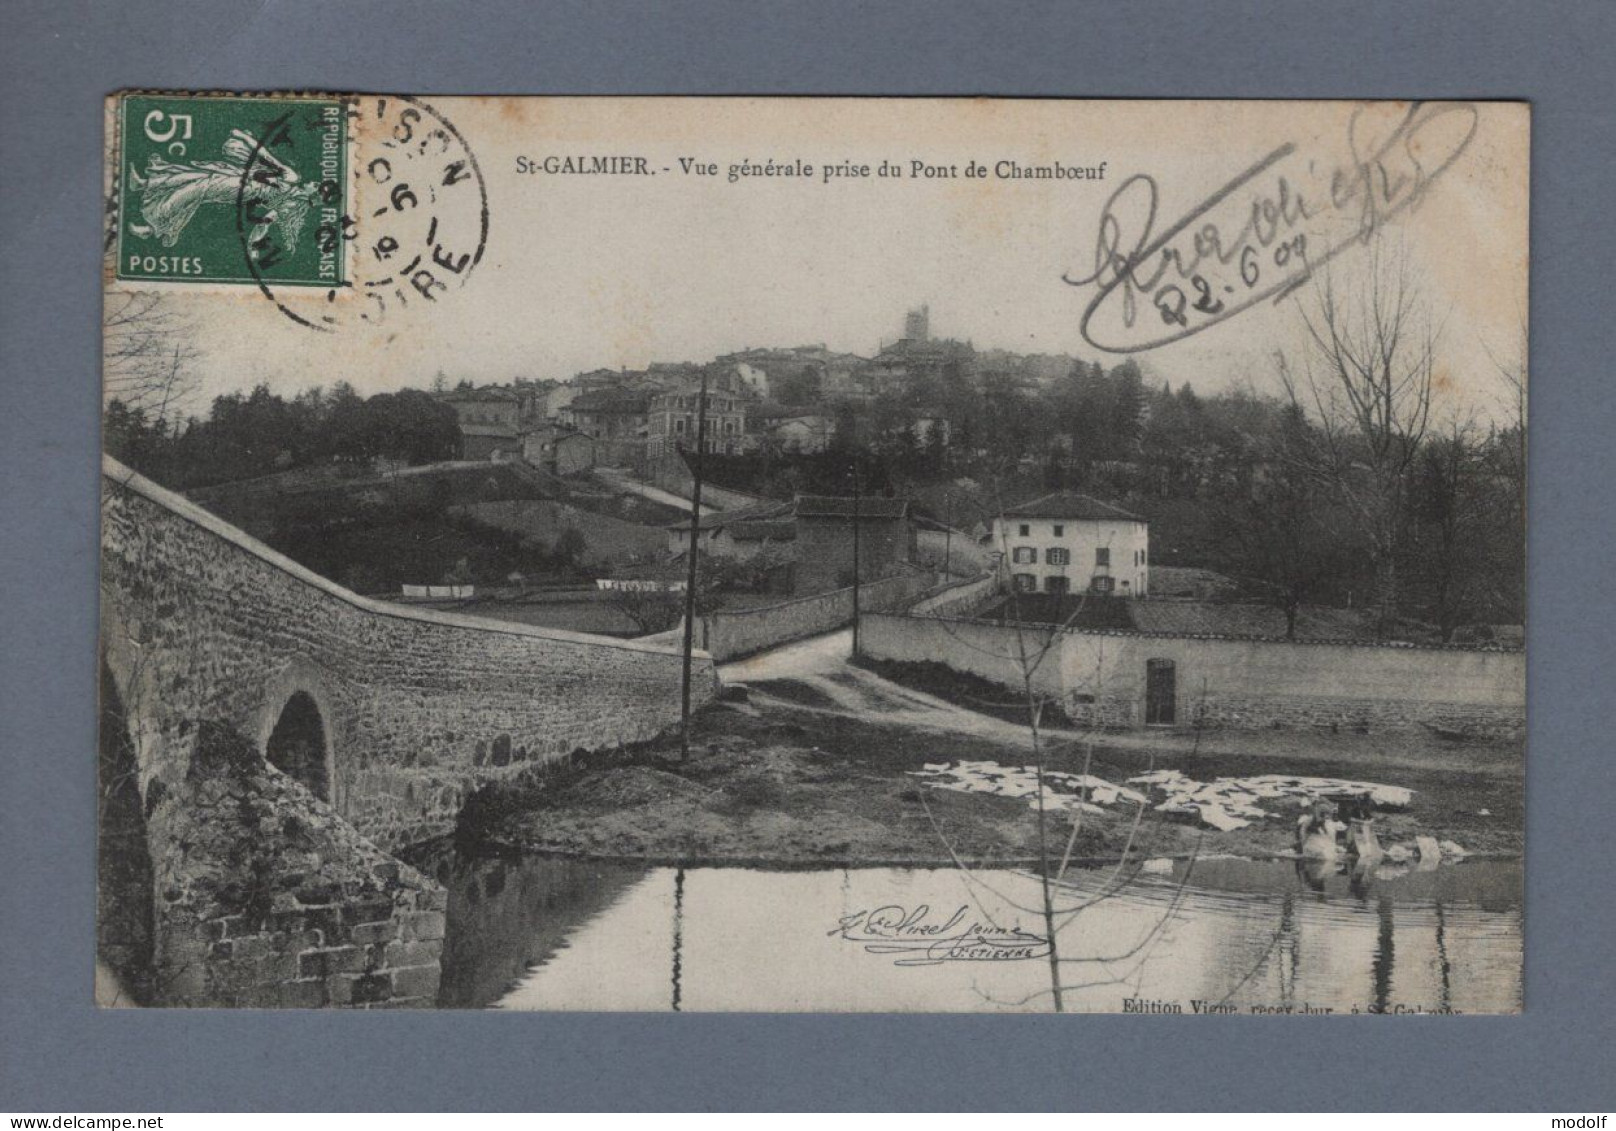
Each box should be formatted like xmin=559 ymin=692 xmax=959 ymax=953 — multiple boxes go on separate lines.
xmin=185 ymin=460 xmax=676 ymax=591
xmin=451 ymin=499 xmax=666 ymax=566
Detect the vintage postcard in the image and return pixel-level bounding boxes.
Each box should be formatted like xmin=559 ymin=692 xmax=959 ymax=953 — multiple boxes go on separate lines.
xmin=99 ymin=95 xmax=1527 ymax=1013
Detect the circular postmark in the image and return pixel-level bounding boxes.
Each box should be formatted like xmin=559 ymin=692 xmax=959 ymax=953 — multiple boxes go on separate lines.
xmin=235 ymin=94 xmax=489 ymax=331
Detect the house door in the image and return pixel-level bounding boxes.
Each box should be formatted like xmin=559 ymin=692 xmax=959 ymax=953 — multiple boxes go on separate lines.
xmin=1145 ymin=659 xmax=1176 ymax=725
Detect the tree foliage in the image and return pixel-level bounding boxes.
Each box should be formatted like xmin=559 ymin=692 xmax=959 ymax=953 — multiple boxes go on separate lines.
xmin=105 ymin=383 xmax=460 ymax=488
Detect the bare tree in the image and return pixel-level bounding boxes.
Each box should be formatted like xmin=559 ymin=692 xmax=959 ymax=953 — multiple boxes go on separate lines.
xmin=1216 ymin=405 xmax=1358 ymax=639
xmin=1408 ymin=416 xmax=1496 ymax=640
xmin=1277 ymin=242 xmax=1437 ymax=637
xmin=907 ymin=467 xmax=1211 ymax=1012
xmin=1484 ymin=324 xmax=1528 ymax=561
xmin=103 ymin=292 xmax=203 ymax=424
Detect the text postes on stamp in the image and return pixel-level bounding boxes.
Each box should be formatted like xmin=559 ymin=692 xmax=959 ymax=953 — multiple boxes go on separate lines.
xmin=116 ymin=93 xmax=348 ymax=288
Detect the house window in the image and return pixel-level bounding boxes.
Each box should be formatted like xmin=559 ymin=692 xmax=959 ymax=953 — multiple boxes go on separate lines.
xmin=1053 ymin=525 xmax=1064 ymax=537
xmin=1091 ymin=576 xmax=1115 ymax=594
xmin=675 ymin=419 xmax=686 ymax=434
xmin=1011 ymin=547 xmax=1036 ymax=564
xmin=1095 ymin=547 xmax=1111 ymax=567
xmin=1013 ymin=573 xmax=1037 ymax=592
xmin=1046 ymin=547 xmax=1070 ymax=566
xmin=1046 ymin=575 xmax=1070 ymax=594
xmin=1018 ymin=524 xmax=1030 ymax=537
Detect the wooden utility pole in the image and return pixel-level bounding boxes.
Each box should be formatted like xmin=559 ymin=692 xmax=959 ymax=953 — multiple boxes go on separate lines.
xmin=850 ymin=464 xmax=862 ymax=659
xmin=679 ymin=371 xmax=709 ymax=762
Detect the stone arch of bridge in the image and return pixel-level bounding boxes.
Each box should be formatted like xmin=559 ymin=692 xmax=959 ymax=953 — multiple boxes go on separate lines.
xmin=256 ymin=657 xmax=342 ymax=809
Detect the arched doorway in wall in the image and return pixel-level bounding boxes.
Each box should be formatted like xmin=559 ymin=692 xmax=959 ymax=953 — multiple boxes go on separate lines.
xmin=265 ymin=691 xmax=330 ymax=801
xmin=98 ymin=658 xmax=154 ymax=1005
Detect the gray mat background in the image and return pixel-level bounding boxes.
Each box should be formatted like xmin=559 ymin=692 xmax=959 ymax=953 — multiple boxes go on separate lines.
xmin=1 ymin=0 xmax=1612 ymax=1112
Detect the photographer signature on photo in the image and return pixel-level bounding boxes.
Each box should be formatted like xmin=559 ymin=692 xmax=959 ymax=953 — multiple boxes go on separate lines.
xmin=829 ymin=904 xmax=1052 ymax=966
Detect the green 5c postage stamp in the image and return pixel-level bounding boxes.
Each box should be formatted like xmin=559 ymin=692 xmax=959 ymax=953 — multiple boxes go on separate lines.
xmin=115 ymin=93 xmax=348 ymax=287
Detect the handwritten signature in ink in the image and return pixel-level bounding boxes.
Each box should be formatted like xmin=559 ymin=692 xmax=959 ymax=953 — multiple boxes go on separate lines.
xmin=830 ymin=904 xmax=1051 ymax=966
xmin=1064 ymin=101 xmax=1480 ymax=352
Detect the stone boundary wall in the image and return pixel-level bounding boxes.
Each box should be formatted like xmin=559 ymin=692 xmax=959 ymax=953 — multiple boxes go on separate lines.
xmin=101 ymin=457 xmax=716 ymax=851
xmin=634 ymin=452 xmax=771 ymax=512
xmin=915 ymin=527 xmax=994 ymax=576
xmin=909 ymin=572 xmax=1001 ymax=618
xmin=861 ymin=612 xmax=1525 ymax=738
xmin=693 ymin=572 xmax=939 ymax=661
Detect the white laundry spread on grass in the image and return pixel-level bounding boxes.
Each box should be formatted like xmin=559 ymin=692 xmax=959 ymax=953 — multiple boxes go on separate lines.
xmin=1127 ymin=770 xmax=1416 ymax=832
xmin=908 ymin=761 xmax=1417 ymax=833
xmin=910 ymin=760 xmax=1147 ymax=815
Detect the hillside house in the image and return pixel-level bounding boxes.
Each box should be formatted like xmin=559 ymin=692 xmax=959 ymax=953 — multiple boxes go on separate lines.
xmin=560 ymin=387 xmax=652 ymax=466
xmin=992 ymin=491 xmax=1149 ymax=598
xmin=646 ymin=379 xmax=747 ymax=457
xmin=793 ymin=494 xmax=918 ymax=594
xmin=664 ymin=493 xmax=919 ymax=595
xmin=460 ymin=424 xmax=521 ymax=462
xmin=666 ymin=500 xmax=797 ymax=561
xmin=718 ymin=345 xmax=866 ymax=403
xmin=768 ymin=413 xmax=837 ymax=454
xmin=522 ymin=424 xmax=597 ymax=476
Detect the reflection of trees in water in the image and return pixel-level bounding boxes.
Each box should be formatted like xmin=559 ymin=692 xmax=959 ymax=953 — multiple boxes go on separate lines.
xmin=408 ymin=844 xmax=649 ymax=1008
xmin=1434 ymin=901 xmax=1453 ymax=1012
xmin=1371 ymin=893 xmax=1396 ymax=1015
xmin=670 ymin=867 xmax=685 ymax=1012
xmin=1275 ymin=891 xmax=1299 ymax=1010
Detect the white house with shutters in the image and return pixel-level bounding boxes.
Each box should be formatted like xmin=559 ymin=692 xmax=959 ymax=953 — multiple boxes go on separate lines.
xmin=990 ymin=491 xmax=1149 ymax=598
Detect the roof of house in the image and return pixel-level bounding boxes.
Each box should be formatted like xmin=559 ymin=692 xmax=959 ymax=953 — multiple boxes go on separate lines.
xmin=729 ymin=519 xmax=797 ymax=543
xmin=670 ymin=499 xmax=796 ymax=533
xmin=523 ymin=423 xmax=594 ymax=442
xmin=1000 ymin=491 xmax=1144 ymax=522
xmin=668 ymin=494 xmax=913 ymax=533
xmin=794 ymin=494 xmax=912 ymax=520
xmin=569 ymin=388 xmax=651 ymax=414
xmin=460 ymin=423 xmax=521 ymax=438
xmin=442 ymin=386 xmax=523 ymax=402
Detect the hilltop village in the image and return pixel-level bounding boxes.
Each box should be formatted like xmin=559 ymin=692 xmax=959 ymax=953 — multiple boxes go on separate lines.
xmin=102 ymin=302 xmax=1528 ymax=650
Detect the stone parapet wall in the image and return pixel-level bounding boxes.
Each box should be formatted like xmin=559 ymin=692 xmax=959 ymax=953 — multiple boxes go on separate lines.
xmin=910 ymin=573 xmax=1000 ymax=618
xmin=101 ymin=457 xmax=716 ymax=852
xmin=1187 ymin=694 xmax=1526 ymax=740
xmin=859 ymin=612 xmax=1069 ymax=704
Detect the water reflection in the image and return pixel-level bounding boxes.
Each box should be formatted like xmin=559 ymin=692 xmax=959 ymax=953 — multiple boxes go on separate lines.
xmin=407 ymin=842 xmax=648 ymax=1009
xmin=417 ymin=845 xmax=1521 ymax=1014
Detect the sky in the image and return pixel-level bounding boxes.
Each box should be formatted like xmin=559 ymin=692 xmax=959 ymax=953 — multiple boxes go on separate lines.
xmin=117 ymin=97 xmax=1529 ymax=423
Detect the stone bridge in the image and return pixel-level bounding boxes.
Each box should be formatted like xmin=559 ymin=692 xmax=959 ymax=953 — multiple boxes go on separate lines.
xmin=98 ymin=456 xmax=716 ymax=1008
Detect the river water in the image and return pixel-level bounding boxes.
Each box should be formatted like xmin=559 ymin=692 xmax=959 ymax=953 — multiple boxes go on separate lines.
xmin=408 ymin=846 xmax=1522 ymax=1014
